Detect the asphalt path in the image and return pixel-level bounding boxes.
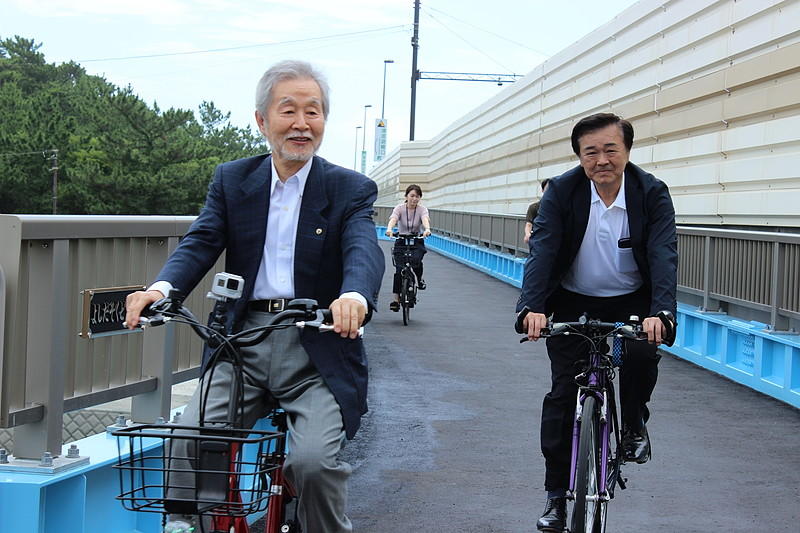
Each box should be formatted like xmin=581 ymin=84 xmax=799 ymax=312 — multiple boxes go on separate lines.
xmin=340 ymin=241 xmax=800 ymax=533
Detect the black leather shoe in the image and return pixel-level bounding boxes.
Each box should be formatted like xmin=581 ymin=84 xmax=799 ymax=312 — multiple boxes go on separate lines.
xmin=623 ymin=423 xmax=651 ymax=464
xmin=418 ymin=279 xmax=426 ymax=290
xmin=536 ymin=496 xmax=566 ymax=532
xmin=389 ymin=301 xmax=400 ymax=312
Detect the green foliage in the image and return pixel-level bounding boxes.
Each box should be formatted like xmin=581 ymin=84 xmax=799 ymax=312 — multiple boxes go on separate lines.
xmin=0 ymin=35 xmax=266 ymax=215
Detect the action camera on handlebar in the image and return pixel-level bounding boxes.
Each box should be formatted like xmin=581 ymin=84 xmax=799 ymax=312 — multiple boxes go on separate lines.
xmin=208 ymin=272 xmax=244 ymax=301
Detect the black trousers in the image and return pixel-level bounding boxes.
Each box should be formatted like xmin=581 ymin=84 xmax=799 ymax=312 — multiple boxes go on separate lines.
xmin=541 ymin=286 xmax=660 ymax=491
xmin=392 ymin=240 xmax=426 ymax=293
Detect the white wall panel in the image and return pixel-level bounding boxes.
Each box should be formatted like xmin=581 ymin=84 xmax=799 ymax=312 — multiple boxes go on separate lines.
xmin=369 ymin=0 xmax=800 ymax=226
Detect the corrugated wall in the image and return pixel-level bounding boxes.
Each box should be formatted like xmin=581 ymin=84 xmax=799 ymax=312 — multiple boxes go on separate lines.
xmin=370 ymin=0 xmax=800 ymax=228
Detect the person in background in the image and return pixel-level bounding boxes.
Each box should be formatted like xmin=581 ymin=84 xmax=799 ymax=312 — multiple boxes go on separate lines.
xmin=516 ymin=113 xmax=677 ymax=532
xmin=384 ymin=184 xmax=432 ymax=311
xmin=523 ymin=178 xmax=551 ymax=244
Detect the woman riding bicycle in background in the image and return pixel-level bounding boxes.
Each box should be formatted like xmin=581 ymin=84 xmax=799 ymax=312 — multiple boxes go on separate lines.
xmin=385 ymin=184 xmax=432 ymax=312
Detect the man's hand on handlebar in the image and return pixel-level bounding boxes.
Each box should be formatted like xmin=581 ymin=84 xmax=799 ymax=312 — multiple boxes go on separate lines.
xmin=422 ymin=229 xmax=431 ymax=237
xmin=329 ymin=297 xmax=367 ymax=339
xmin=124 ymin=289 xmax=165 ymax=329
xmin=385 ymin=228 xmax=394 ymax=237
xmin=642 ymin=316 xmax=665 ymax=345
xmin=522 ymin=311 xmax=548 ymax=342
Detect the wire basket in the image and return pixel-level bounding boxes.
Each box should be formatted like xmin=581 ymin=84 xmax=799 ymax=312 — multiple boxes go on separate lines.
xmin=113 ymin=423 xmax=284 ymax=518
xmin=392 ymin=241 xmax=423 ymax=267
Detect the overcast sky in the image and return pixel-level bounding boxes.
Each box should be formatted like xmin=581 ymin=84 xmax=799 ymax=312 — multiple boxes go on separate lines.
xmin=3 ymin=0 xmax=641 ymax=172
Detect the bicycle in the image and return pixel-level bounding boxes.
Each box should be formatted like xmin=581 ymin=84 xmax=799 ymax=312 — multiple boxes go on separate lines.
xmin=392 ymin=232 xmax=424 ymax=326
xmin=114 ymin=272 xmax=349 ymax=533
xmin=515 ymin=309 xmax=676 ymax=533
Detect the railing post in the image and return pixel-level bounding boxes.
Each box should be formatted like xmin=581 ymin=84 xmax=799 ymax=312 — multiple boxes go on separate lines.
xmin=768 ymin=241 xmax=786 ymax=331
xmin=130 ymin=236 xmax=176 ymax=423
xmin=12 ymin=239 xmax=69 ymax=459
xmin=701 ymin=235 xmax=719 ymax=312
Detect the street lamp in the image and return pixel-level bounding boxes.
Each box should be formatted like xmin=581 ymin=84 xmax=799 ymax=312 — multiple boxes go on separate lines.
xmin=361 ymin=104 xmax=372 ymax=174
xmin=375 ymin=60 xmax=394 ymax=162
xmin=354 ymin=126 xmax=362 ymax=170
xmin=381 ymin=59 xmax=394 ymax=120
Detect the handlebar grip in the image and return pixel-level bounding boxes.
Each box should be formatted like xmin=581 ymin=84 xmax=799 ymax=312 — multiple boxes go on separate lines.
xmin=657 ymin=310 xmax=677 ymax=347
xmin=140 ymin=302 xmax=159 ymax=318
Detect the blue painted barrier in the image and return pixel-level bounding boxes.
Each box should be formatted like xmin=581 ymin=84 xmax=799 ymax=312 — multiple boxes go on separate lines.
xmin=379 ymin=227 xmax=800 ymax=410
xmin=0 ymin=414 xmax=272 ymax=533
xmin=377 ymin=228 xmax=525 ymax=288
xmin=671 ymin=306 xmax=800 ymax=408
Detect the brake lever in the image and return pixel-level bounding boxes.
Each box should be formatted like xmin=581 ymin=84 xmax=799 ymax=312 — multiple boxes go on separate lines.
xmin=138 ymin=315 xmax=167 ymax=328
xmin=616 ymin=324 xmax=643 ymax=340
xmin=296 ymin=309 xmax=364 ymax=337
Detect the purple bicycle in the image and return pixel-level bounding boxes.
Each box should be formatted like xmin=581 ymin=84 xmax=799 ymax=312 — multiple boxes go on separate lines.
xmin=519 ymin=311 xmax=675 ymax=532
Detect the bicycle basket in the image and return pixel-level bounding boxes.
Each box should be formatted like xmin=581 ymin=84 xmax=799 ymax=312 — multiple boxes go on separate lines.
xmin=392 ymin=241 xmax=422 ymax=267
xmin=113 ymin=423 xmax=283 ymax=518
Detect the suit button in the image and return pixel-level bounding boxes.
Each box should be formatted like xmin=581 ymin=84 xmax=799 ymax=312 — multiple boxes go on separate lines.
xmin=315 ymin=228 xmax=323 ymax=235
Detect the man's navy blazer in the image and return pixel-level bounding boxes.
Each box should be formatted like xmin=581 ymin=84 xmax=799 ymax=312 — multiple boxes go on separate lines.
xmin=516 ymin=162 xmax=678 ymax=318
xmin=157 ymin=154 xmax=385 ymax=438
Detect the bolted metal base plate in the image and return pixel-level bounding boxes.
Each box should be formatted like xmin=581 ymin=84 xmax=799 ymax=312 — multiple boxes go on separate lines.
xmin=0 ymin=454 xmax=90 ymax=474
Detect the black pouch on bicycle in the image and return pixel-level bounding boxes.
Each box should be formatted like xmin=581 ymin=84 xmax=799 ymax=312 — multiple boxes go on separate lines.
xmin=196 ymin=439 xmax=231 ymax=511
xmin=164 ymin=499 xmax=198 ymax=515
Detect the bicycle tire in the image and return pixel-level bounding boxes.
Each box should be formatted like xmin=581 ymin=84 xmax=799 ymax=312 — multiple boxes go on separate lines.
xmin=571 ymin=395 xmax=603 ymax=533
xmin=594 ymin=382 xmax=623 ymax=533
xmin=401 ymin=275 xmax=411 ymax=326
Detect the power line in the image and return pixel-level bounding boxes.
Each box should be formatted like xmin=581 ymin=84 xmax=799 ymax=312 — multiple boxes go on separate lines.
xmin=425 ymin=5 xmax=551 ymax=58
xmin=124 ymin=26 xmax=410 ymax=81
xmin=77 ymin=25 xmax=409 ymax=63
xmin=418 ymin=71 xmax=523 ymax=84
xmin=422 ymin=10 xmax=514 ymax=73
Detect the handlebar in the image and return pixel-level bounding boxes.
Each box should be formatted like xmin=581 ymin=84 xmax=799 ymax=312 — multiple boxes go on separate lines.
xmin=134 ymin=297 xmax=360 ymax=348
xmin=392 ymin=232 xmax=426 ymax=242
xmin=541 ymin=318 xmax=645 ymax=340
xmin=515 ymin=308 xmax=677 ymax=346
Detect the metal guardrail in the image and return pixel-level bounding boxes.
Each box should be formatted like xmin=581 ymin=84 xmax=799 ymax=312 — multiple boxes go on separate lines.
xmin=0 ymin=215 xmax=222 ymax=459
xmin=375 ymin=206 xmax=800 ymax=332
xmin=1 ymin=212 xmax=798 ymax=460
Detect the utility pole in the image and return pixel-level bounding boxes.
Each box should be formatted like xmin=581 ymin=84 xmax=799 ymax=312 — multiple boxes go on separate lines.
xmin=409 ymin=0 xmax=421 ymax=141
xmin=49 ymin=149 xmax=59 ymax=214
xmin=406 ymin=1 xmax=523 ymax=144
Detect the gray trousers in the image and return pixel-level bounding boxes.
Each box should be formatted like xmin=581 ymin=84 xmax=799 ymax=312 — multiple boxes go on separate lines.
xmin=171 ymin=310 xmax=352 ymax=533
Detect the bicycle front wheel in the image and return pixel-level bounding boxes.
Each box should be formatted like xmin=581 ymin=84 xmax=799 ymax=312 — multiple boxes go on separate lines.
xmin=401 ymin=275 xmax=411 ymax=326
xmin=571 ymin=395 xmax=604 ymax=533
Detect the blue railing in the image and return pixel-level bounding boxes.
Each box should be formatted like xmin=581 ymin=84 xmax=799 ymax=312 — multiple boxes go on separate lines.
xmin=379 ymin=227 xmax=800 ymax=410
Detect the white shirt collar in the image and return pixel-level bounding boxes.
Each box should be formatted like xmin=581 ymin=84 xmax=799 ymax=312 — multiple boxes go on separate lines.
xmin=270 ymin=157 xmax=313 ymax=195
xmin=590 ymin=172 xmax=627 ymax=210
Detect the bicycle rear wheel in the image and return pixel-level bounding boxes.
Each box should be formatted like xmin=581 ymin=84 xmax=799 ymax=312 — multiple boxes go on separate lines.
xmin=571 ymin=395 xmax=604 ymax=533
xmin=401 ymin=275 xmax=412 ymax=326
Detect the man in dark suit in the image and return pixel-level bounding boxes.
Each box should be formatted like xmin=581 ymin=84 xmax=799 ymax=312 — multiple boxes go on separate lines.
xmin=516 ymin=113 xmax=677 ymax=532
xmin=126 ymin=60 xmax=384 ymax=533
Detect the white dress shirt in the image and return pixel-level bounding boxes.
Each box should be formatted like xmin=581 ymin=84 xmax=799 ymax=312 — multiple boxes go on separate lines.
xmin=561 ymin=174 xmax=643 ymax=297
xmin=252 ymin=158 xmax=311 ymax=299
